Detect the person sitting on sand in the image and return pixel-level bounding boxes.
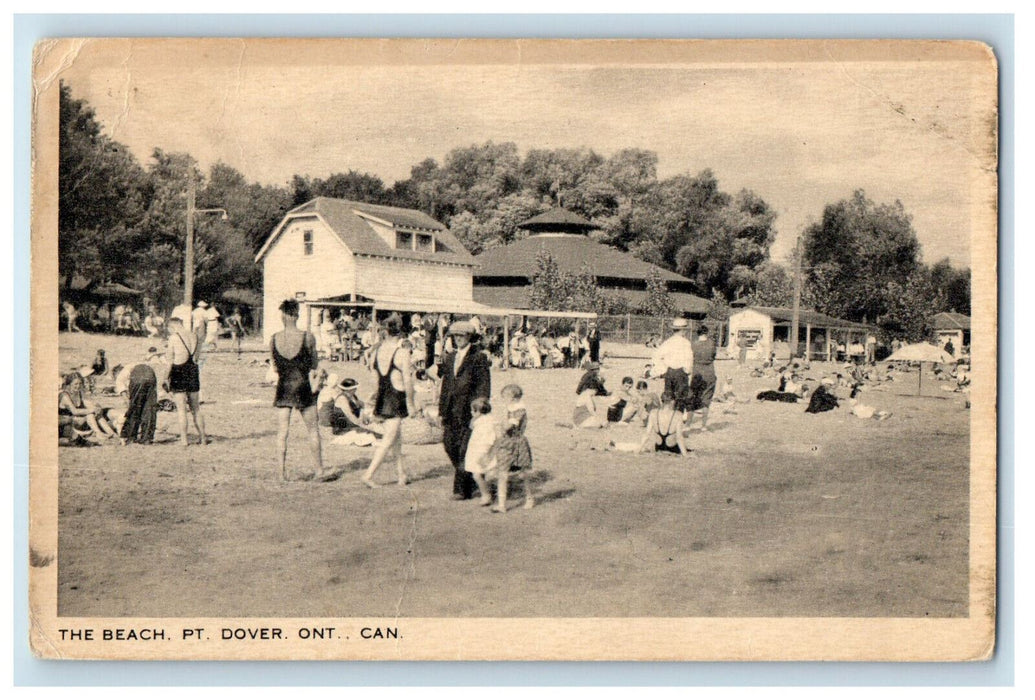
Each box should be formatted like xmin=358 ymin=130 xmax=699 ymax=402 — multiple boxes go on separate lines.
xmin=607 ymin=376 xmax=636 ymax=423
xmin=318 ymin=374 xmax=378 ymax=437
xmin=572 ymin=361 xmax=609 ymax=429
xmin=608 ymin=391 xmax=690 ymax=457
xmin=59 ymin=372 xmax=118 ymax=441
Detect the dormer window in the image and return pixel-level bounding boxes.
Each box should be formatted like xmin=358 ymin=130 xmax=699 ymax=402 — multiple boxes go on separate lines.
xmin=395 ymin=231 xmax=413 ymax=250
xmin=416 ymin=233 xmax=434 ymax=252
xmin=303 ymin=229 xmax=313 ymax=255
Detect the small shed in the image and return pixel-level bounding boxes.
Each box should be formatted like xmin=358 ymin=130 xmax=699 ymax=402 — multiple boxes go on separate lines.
xmin=727 ymin=305 xmax=872 ymax=362
xmin=930 ymin=312 xmax=970 ymax=357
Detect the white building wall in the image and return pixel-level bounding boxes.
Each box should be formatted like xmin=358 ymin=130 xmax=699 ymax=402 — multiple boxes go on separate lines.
xmin=727 ymin=309 xmax=773 ymax=361
xmin=353 ymin=256 xmax=473 ymax=304
xmin=262 ymin=217 xmax=355 ymax=341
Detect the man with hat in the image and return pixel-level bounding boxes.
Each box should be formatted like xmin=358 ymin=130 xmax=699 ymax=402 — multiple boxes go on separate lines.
xmin=437 ymin=319 xmax=491 ymax=500
xmin=651 ymin=317 xmax=695 ymax=415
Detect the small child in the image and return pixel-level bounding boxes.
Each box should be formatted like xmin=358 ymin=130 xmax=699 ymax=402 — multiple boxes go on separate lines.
xmin=491 ymin=384 xmax=536 ymax=513
xmin=465 ymin=397 xmax=499 ymax=506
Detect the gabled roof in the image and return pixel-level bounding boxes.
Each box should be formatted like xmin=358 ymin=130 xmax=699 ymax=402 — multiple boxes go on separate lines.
xmin=518 ymin=207 xmax=598 ymax=231
xmin=930 ymin=312 xmax=970 ymax=330
xmin=473 ymin=234 xmax=689 ymax=284
xmin=737 ymin=305 xmax=873 ymax=330
xmin=255 ymin=197 xmax=474 ymax=266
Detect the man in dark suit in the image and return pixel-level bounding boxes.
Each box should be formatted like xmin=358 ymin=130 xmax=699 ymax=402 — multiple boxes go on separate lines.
xmin=438 ymin=320 xmax=492 ymax=500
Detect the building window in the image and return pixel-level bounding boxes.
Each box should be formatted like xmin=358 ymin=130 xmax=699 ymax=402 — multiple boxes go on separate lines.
xmin=303 ymin=230 xmax=313 ymax=256
xmin=415 ymin=233 xmax=434 ymax=252
xmin=395 ymin=231 xmax=413 ymax=250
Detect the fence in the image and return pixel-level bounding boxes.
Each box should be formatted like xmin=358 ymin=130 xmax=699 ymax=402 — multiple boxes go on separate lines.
xmin=596 ymin=314 xmax=727 ymax=347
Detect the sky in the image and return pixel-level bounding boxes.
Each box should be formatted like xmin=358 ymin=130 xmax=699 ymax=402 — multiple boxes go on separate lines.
xmin=55 ymin=39 xmax=997 ymax=267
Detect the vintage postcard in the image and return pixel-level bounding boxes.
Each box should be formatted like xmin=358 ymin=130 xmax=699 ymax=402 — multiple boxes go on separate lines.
xmin=29 ymin=38 xmax=997 ymax=661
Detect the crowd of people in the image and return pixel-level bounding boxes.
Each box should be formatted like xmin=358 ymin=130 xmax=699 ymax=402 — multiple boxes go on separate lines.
xmin=60 ymin=296 xmax=972 ymax=512
xmin=60 ymin=298 xmax=250 ymax=352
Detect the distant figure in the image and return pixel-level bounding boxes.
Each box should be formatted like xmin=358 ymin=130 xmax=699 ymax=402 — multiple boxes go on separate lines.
xmin=204 ymin=304 xmax=221 ymax=350
xmin=62 ymin=301 xmax=80 ymax=333
xmin=144 ymin=306 xmax=165 ymax=338
xmin=587 ymin=322 xmax=601 ymax=364
xmin=944 ymin=338 xmax=956 ymax=357
xmin=689 ymin=327 xmax=718 ymax=430
xmin=226 ymin=306 xmax=246 ymax=358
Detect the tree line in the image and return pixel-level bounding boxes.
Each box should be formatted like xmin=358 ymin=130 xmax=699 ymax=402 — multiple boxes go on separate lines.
xmin=59 ymin=82 xmax=969 ymax=341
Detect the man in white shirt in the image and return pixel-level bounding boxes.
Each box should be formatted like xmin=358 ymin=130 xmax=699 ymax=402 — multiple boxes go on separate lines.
xmin=204 ymin=304 xmax=221 ymax=348
xmin=652 ymin=317 xmax=695 ymax=413
xmin=192 ymin=301 xmax=209 ymax=340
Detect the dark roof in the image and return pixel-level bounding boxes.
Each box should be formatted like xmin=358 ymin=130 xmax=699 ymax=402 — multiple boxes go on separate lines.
xmin=930 ymin=312 xmax=970 ymax=330
xmin=474 ymin=234 xmax=689 ymax=284
xmin=518 ymin=207 xmax=598 ymax=232
xmin=472 ymin=285 xmax=710 ymax=316
xmin=739 ymin=305 xmax=872 ymax=330
xmin=257 ymin=197 xmax=474 ymax=266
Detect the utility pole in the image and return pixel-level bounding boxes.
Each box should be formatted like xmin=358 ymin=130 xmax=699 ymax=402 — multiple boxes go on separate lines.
xmin=790 ymin=231 xmax=803 ymax=358
xmin=183 ymin=172 xmax=196 ymax=307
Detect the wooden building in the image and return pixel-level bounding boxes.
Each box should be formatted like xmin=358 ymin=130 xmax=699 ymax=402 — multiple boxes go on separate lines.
xmin=930 ymin=312 xmax=970 ymax=357
xmin=471 ymin=207 xmax=710 ymax=317
xmin=254 ymin=197 xmax=477 ymax=341
xmin=727 ymin=305 xmax=872 ymax=362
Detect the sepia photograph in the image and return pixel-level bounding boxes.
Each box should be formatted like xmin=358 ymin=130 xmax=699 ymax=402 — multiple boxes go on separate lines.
xmin=28 ymin=38 xmax=998 ymax=661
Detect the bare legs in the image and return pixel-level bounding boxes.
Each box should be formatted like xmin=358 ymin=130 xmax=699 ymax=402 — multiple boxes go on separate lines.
xmin=491 ymin=467 xmax=536 ymax=513
xmin=277 ymin=405 xmax=323 ymax=480
xmin=173 ymin=392 xmax=207 ymax=447
xmin=362 ymin=417 xmax=405 ymax=488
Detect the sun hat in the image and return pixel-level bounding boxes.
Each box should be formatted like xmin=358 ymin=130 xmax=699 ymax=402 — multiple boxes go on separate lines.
xmin=170 ymin=304 xmax=192 ymax=324
xmin=337 ymin=377 xmax=359 ymax=391
xmin=671 ymin=318 xmax=689 ymax=329
xmin=197 ymin=300 xmax=208 ymax=308
xmin=449 ymin=320 xmax=475 ymax=336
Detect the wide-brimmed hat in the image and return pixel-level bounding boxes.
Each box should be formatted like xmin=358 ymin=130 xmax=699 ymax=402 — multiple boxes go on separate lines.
xmin=197 ymin=300 xmax=208 ymax=308
xmin=336 ymin=377 xmax=359 ymax=392
xmin=449 ymin=320 xmax=475 ymax=336
xmin=671 ymin=318 xmax=689 ymax=329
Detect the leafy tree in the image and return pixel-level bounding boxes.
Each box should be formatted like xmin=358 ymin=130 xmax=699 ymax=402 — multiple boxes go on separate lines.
xmin=880 ymin=270 xmax=940 ymax=342
xmin=929 ymin=258 xmax=971 ymax=315
xmin=802 ymin=189 xmax=922 ymax=324
xmin=636 ymin=267 xmax=675 ymax=317
xmin=59 ymin=82 xmax=147 ymax=289
xmin=529 ymin=251 xmax=567 ymax=311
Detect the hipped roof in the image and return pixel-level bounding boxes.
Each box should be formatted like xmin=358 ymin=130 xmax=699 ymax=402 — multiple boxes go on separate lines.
xmin=517 ymin=207 xmax=598 ymax=231
xmin=474 ymin=234 xmax=690 ymax=284
xmin=472 ymin=285 xmax=710 ymax=316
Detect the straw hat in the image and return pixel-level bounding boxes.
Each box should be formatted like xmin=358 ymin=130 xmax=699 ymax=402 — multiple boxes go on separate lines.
xmin=449 ymin=320 xmax=475 ymax=336
xmin=337 ymin=377 xmax=359 ymax=392
xmin=671 ymin=318 xmax=689 ymax=330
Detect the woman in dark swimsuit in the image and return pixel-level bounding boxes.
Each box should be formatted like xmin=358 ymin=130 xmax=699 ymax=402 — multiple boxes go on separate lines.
xmin=644 ymin=392 xmax=690 ymax=456
xmin=361 ymin=314 xmax=415 ymax=488
xmin=271 ymin=299 xmax=325 ymax=481
xmin=163 ymin=314 xmax=207 ymax=446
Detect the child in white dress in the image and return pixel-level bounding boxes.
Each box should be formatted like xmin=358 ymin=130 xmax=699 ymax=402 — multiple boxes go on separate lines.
xmin=465 ymin=397 xmax=498 ymax=506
